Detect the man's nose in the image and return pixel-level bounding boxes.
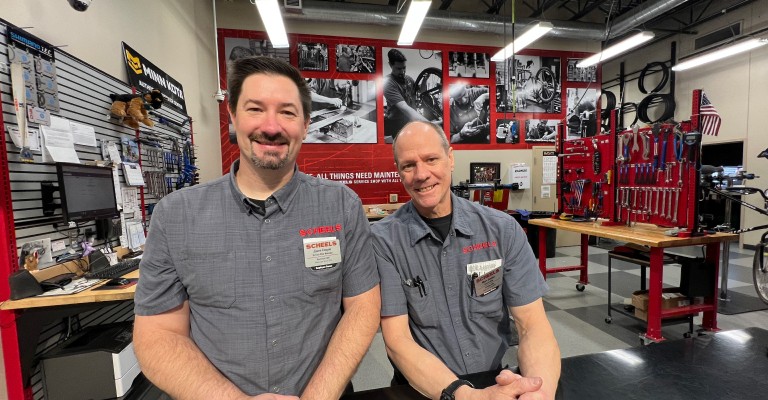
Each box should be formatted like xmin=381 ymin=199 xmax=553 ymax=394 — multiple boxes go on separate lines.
xmin=413 ymin=163 xmax=430 ymax=180
xmin=261 ymin=111 xmax=282 ymax=135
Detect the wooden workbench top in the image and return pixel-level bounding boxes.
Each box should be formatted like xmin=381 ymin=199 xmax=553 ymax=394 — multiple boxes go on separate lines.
xmin=528 ymin=218 xmax=738 ymax=248
xmin=0 ymin=270 xmax=139 ymax=311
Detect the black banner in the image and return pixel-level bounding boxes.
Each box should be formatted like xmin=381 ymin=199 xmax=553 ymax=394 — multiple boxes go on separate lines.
xmin=7 ymin=26 xmax=55 ymax=60
xmin=121 ymin=42 xmax=187 ymax=114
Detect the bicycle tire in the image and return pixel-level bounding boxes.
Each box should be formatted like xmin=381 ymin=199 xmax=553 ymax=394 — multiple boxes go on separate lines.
xmin=535 ymin=67 xmax=557 ymax=103
xmin=638 ymin=61 xmax=669 ymax=94
xmin=753 ymin=242 xmax=768 ymax=304
xmin=415 ymin=67 xmax=443 ymax=120
xmin=600 ymin=90 xmax=616 ymax=120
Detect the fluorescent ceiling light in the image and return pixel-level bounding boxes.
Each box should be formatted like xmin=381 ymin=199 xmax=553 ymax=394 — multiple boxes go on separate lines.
xmin=253 ymin=0 xmax=289 ymax=48
xmin=577 ymin=31 xmax=655 ymax=68
xmin=672 ymin=38 xmax=768 ymax=71
xmin=491 ymin=22 xmax=554 ymax=62
xmin=398 ymin=0 xmax=432 ymax=46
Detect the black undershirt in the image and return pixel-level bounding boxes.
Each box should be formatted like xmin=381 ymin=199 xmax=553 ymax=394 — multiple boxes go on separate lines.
xmin=421 ymin=213 xmax=453 ymax=242
xmin=248 ymin=198 xmax=267 ymax=216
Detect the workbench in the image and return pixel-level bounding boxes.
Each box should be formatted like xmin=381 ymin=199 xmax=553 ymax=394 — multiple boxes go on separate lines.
xmin=527 ymin=218 xmax=737 ymax=342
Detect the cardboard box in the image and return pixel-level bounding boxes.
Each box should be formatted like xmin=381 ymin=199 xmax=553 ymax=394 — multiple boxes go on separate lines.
xmin=632 ymin=289 xmax=691 ymax=321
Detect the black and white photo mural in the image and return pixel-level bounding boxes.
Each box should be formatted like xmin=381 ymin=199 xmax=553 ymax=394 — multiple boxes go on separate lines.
xmin=496 ymin=55 xmax=561 ymax=114
xmin=336 ymin=44 xmax=376 ymax=73
xmin=565 ymin=88 xmax=598 ymax=139
xmin=448 ymin=52 xmax=490 ymax=78
xmin=381 ymin=48 xmax=443 ymax=142
xmin=298 ymin=42 xmax=329 ymax=71
xmin=304 ymin=79 xmax=377 ymax=144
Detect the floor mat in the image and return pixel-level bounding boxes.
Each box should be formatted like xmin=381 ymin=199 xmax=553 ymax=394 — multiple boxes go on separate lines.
xmin=718 ymin=290 xmax=768 ymax=315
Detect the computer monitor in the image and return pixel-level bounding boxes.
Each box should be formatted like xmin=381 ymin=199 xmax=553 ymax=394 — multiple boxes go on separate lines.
xmin=56 ymin=163 xmax=119 ymax=223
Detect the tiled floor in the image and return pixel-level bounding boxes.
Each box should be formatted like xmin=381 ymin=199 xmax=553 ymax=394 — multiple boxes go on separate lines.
xmin=351 ymin=242 xmax=768 ymax=391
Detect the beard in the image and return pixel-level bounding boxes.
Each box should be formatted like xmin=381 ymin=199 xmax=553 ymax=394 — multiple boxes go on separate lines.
xmin=247 ymin=133 xmax=290 ymax=170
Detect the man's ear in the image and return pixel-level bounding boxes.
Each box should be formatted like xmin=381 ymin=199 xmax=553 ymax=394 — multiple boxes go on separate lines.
xmin=227 ymin=104 xmax=238 ymax=145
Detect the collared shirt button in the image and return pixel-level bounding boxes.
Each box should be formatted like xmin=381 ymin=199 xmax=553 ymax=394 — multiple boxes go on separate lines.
xmin=272 ymin=340 xmax=278 ymax=347
xmin=265 ymin=218 xmax=271 ymax=224
xmin=266 ymin=256 xmax=272 ymax=262
xmin=465 ymin=352 xmax=470 ymax=357
xmin=272 ymin=386 xmax=280 ymax=393
xmin=442 ymin=251 xmax=447 ymax=257
xmin=448 ymin=286 xmax=453 ymax=291
xmin=268 ymin=296 xmax=276 ymax=302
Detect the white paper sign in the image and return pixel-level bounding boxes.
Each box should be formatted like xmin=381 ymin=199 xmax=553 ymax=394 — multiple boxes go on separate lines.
xmin=541 ymin=185 xmax=551 ymax=199
xmin=69 ymin=121 xmax=98 ymax=147
xmin=40 ymin=116 xmax=80 ymax=163
xmin=8 ymin=127 xmax=41 ymax=151
xmin=510 ymin=165 xmax=531 ymax=189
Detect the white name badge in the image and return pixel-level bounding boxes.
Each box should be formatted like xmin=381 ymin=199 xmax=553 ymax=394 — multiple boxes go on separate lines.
xmin=303 ymin=237 xmax=342 ymax=270
xmin=474 ymin=267 xmax=502 ymax=296
xmin=466 ymin=259 xmax=502 ymax=276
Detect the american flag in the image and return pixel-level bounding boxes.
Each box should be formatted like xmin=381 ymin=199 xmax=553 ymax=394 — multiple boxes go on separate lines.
xmin=700 ymin=91 xmax=721 ymax=136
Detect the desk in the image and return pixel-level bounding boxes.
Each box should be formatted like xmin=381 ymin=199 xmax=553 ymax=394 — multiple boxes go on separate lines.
xmin=341 ymin=327 xmax=768 ymax=400
xmin=527 ymin=219 xmax=737 ymax=342
xmin=0 ymin=270 xmax=139 ymax=385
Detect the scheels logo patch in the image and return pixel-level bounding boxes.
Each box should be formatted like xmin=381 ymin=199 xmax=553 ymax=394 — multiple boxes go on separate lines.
xmin=463 ymin=241 xmax=497 ymax=254
xmin=300 ymin=224 xmax=342 ymax=237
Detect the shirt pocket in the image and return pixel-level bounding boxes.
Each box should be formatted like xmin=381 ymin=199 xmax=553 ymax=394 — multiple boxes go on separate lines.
xmin=468 ymin=279 xmax=505 ymax=321
xmin=403 ymin=280 xmax=438 ymax=328
xmin=302 ymin=264 xmax=342 ymax=296
xmin=179 ymin=242 xmax=236 ymax=309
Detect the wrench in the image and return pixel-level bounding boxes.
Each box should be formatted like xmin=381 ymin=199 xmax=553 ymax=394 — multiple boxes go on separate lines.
xmin=641 ymin=132 xmax=650 ymax=160
xmin=672 ymin=189 xmax=679 ymax=224
xmin=678 ymin=159 xmax=685 ymax=187
xmin=654 ymin=188 xmax=660 ymax=215
xmin=631 ymin=124 xmax=640 ymax=153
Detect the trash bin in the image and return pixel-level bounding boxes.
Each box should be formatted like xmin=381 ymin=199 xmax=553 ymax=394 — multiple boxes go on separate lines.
xmin=526 ymin=225 xmax=556 ymax=258
xmin=509 ymin=211 xmax=556 ymax=258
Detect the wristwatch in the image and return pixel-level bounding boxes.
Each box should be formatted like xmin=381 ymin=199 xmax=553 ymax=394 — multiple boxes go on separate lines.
xmin=440 ymin=379 xmax=474 ymax=400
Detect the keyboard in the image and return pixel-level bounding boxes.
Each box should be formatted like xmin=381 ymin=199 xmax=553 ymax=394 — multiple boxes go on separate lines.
xmin=85 ymin=258 xmax=141 ymax=279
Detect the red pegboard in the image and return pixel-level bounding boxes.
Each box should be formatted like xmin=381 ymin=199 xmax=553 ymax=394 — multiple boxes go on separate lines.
xmin=558 ymin=134 xmax=616 ymax=219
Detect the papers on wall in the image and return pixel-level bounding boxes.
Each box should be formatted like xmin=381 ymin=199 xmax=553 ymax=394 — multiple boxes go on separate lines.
xmin=103 ymin=141 xmax=122 ymax=164
xmin=508 ymin=164 xmax=531 ymax=189
xmin=40 ymin=116 xmax=79 ymax=163
xmin=121 ymin=187 xmax=139 ymax=214
xmin=122 ymin=162 xmax=146 ymax=186
xmin=69 ymin=121 xmax=97 ymax=147
xmin=7 ymin=126 xmax=41 ymax=151
xmin=125 ymin=221 xmax=146 ymax=250
xmin=542 ymin=154 xmax=558 ymax=185
xmin=112 ymin=166 xmax=123 ymax=210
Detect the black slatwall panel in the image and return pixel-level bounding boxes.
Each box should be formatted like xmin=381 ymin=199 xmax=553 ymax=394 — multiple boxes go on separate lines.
xmin=1 ymin=20 xmax=196 ymax=399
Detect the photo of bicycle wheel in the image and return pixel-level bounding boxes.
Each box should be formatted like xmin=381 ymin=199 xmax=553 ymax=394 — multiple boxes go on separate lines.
xmin=496 ymin=55 xmax=561 ymax=114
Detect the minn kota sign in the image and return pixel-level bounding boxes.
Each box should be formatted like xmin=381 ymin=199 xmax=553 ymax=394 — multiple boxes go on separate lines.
xmin=121 ymin=42 xmax=187 ymax=114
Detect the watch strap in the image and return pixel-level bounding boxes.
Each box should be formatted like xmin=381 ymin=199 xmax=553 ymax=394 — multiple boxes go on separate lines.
xmin=440 ymin=379 xmax=474 ymax=400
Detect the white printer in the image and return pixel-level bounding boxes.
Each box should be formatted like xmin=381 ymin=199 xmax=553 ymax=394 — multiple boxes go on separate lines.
xmin=41 ymin=321 xmax=140 ymax=400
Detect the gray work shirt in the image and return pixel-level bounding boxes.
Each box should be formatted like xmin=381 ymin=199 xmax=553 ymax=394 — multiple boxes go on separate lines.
xmin=372 ymin=194 xmax=548 ymax=375
xmin=134 ymin=160 xmax=379 ymax=396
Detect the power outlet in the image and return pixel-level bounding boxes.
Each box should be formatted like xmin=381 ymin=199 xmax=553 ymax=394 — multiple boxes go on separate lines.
xmin=389 ymin=194 xmax=398 ymax=203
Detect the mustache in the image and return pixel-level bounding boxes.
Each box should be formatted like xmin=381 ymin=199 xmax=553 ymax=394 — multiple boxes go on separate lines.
xmin=249 ymin=133 xmax=288 ymax=145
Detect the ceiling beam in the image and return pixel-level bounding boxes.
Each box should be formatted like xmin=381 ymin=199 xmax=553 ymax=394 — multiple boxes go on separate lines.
xmin=529 ymin=0 xmax=561 ymax=18
xmin=439 ymin=0 xmax=455 ymax=10
xmin=487 ymin=0 xmax=509 ymax=14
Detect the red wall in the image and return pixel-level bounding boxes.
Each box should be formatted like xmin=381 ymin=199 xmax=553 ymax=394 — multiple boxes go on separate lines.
xmin=217 ymin=29 xmax=597 ymax=204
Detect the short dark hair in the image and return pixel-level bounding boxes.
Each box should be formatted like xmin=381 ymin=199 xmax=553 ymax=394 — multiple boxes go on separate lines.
xmin=387 ymin=48 xmax=407 ymax=65
xmin=227 ymin=56 xmax=311 ymax=120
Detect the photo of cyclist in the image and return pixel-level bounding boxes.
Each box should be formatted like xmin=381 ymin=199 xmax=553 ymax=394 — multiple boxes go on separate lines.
xmin=336 ymin=44 xmax=376 ymax=73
